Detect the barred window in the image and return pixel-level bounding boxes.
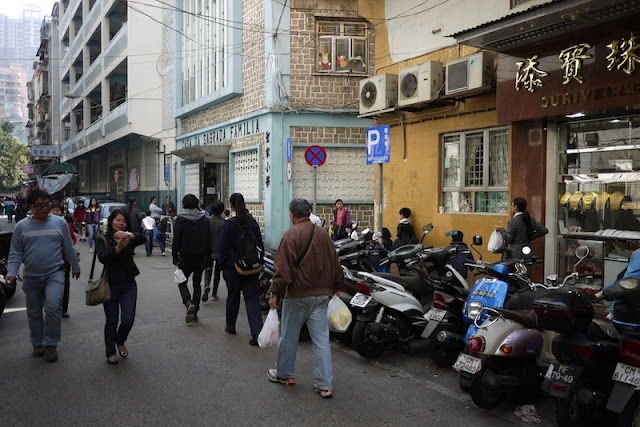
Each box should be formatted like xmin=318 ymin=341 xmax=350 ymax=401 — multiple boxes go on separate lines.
xmin=316 ymin=20 xmax=368 ymax=74
xmin=442 ymin=127 xmax=509 ymax=214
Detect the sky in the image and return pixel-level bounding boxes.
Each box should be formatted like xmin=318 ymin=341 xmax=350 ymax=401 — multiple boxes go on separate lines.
xmin=2 ymin=0 xmax=58 ymax=19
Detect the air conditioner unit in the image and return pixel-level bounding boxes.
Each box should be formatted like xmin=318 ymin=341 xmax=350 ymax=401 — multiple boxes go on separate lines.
xmin=445 ymin=52 xmax=496 ymax=95
xmin=398 ymin=61 xmax=444 ymax=107
xmin=359 ymin=73 xmax=398 ymax=115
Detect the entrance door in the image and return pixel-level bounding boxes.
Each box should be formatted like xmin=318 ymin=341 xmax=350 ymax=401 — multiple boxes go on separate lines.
xmin=204 ymin=163 xmax=227 ymax=207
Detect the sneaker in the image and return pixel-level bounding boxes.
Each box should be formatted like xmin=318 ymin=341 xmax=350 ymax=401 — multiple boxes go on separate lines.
xmin=62 ymin=312 xmax=70 ymax=318
xmin=224 ymin=327 xmax=237 ymax=335
xmin=185 ymin=301 xmax=196 ymax=323
xmin=312 ymin=384 xmax=333 ymax=398
xmin=249 ymin=335 xmax=259 ymax=346
xmin=202 ymin=287 xmax=210 ymax=302
xmin=162 ymin=252 xmax=166 ymax=256
xmin=32 ymin=345 xmax=45 ymax=357
xmin=89 ymin=248 xmax=93 ymax=253
xmin=212 ymin=294 xmax=219 ymax=301
xmin=44 ymin=346 xmax=58 ymax=363
xmin=267 ymin=369 xmax=295 ymax=385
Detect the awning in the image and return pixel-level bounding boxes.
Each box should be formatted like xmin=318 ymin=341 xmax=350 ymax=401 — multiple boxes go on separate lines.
xmin=171 ymin=144 xmax=231 ymax=163
xmin=49 ymin=162 xmax=77 ymax=174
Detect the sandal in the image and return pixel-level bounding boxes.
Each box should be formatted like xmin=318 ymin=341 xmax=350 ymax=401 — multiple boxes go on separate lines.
xmin=107 ymin=355 xmax=119 ymax=365
xmin=118 ymin=345 xmax=128 ymax=358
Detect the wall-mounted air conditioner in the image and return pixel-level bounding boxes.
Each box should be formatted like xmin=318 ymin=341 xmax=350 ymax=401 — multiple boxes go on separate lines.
xmin=398 ymin=61 xmax=444 ymax=107
xmin=445 ymin=52 xmax=496 ymax=96
xmin=359 ymin=73 xmax=398 ymax=115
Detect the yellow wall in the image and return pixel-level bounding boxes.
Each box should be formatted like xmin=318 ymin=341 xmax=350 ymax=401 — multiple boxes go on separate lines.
xmin=359 ymin=0 xmax=509 ymax=261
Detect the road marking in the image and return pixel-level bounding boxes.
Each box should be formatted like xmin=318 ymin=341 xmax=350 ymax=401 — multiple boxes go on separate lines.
xmin=332 ymin=344 xmax=471 ymax=403
xmin=3 ymin=307 xmax=27 ymax=314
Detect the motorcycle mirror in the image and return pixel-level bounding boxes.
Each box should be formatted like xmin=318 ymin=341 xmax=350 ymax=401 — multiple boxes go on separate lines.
xmin=372 ymin=231 xmax=382 ymax=241
xmin=575 ymin=244 xmax=589 ymax=259
xmin=423 ymin=223 xmax=433 ymax=233
xmin=545 ymin=274 xmax=558 ymax=286
xmin=361 ymin=228 xmax=370 ymax=236
xmin=351 ymin=221 xmax=358 ymax=229
xmin=522 ymin=246 xmax=532 ymax=256
xmin=472 ymin=235 xmax=482 ymax=246
xmin=620 ymin=277 xmax=640 ymax=290
xmin=515 ymin=261 xmax=528 ymax=275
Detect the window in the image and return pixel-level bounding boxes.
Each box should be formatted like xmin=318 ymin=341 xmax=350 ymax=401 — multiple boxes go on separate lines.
xmin=316 ymin=20 xmax=368 ymax=73
xmin=442 ymin=127 xmax=509 ymax=213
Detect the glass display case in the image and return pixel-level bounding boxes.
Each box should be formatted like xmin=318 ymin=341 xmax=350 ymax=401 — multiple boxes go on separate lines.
xmin=556 ymin=116 xmax=640 ymax=287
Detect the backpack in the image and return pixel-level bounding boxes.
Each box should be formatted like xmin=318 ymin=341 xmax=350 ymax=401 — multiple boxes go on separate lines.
xmin=229 ymin=218 xmax=263 ymax=275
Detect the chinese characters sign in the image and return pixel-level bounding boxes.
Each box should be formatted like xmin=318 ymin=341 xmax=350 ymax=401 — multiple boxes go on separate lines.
xmin=31 ymin=146 xmax=59 ymax=157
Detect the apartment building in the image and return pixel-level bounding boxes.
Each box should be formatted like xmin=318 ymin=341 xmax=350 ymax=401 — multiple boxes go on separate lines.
xmin=173 ymin=0 xmax=375 ymax=247
xmin=0 ymin=65 xmax=28 ymax=134
xmin=58 ymin=0 xmax=175 ymax=203
xmin=0 ymin=8 xmax=41 ymax=78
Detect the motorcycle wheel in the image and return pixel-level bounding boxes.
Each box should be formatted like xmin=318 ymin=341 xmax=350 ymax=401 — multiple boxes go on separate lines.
xmin=555 ymin=392 xmax=592 ymax=427
xmin=470 ymin=365 xmax=505 ymax=410
xmin=352 ymin=320 xmax=385 ymax=358
xmin=429 ymin=341 xmax=459 ymax=367
xmin=617 ymin=391 xmax=640 ymax=427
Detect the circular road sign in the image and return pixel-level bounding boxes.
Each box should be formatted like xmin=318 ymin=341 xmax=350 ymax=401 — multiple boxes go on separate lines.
xmin=304 ymin=145 xmax=327 ymax=167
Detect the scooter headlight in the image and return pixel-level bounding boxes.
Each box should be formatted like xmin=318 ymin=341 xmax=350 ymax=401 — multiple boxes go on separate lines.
xmin=468 ymin=301 xmax=484 ymax=319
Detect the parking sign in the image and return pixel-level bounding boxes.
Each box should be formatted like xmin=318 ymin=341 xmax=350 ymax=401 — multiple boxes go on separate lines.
xmin=366 ymin=125 xmax=390 ymax=164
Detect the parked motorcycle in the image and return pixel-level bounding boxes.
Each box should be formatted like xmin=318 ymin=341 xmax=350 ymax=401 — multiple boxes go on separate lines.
xmin=348 ymin=225 xmax=437 ymax=358
xmin=457 ymin=246 xmax=590 ymax=409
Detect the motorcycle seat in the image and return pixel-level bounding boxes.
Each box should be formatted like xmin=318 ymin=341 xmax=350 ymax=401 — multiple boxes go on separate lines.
xmin=591 ymin=319 xmax=623 ymax=341
xmin=371 ymin=272 xmax=431 ymax=299
xmin=494 ymin=308 xmax=538 ymax=328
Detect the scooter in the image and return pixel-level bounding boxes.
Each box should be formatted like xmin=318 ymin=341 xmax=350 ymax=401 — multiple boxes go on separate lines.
xmin=458 ymin=246 xmax=589 ymax=410
xmin=348 ymin=225 xmax=438 ymax=358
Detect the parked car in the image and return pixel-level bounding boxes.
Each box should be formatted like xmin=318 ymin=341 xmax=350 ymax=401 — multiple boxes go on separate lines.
xmin=63 ymin=196 xmax=116 ymax=223
xmin=99 ymin=202 xmax=127 ymax=233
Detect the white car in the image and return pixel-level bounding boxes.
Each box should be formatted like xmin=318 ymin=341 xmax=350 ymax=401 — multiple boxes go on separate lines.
xmin=99 ymin=202 xmax=127 ymax=233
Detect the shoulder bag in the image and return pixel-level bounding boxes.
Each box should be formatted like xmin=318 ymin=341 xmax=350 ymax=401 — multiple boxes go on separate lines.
xmin=85 ymin=236 xmax=111 ymax=306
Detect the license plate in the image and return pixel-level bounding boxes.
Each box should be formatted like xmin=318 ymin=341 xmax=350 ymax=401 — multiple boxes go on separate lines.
xmin=546 ymin=363 xmax=581 ymax=385
xmin=453 ymin=353 xmax=482 ymax=374
xmin=612 ymin=363 xmax=640 ymax=387
xmin=426 ymin=308 xmax=446 ymax=321
xmin=350 ymin=292 xmax=372 ymax=308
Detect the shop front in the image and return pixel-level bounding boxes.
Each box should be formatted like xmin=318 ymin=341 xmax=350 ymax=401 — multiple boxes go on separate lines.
xmin=454 ymin=0 xmax=640 ymax=283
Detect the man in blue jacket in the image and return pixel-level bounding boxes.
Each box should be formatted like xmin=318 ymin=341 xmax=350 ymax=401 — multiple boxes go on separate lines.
xmin=6 ymin=189 xmax=80 ymax=362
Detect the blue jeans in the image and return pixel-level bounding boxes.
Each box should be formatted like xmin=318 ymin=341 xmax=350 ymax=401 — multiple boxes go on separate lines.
xmin=276 ymin=295 xmax=333 ymax=389
xmin=157 ymin=230 xmax=166 ymax=254
xmin=143 ymin=229 xmax=154 ymax=255
xmin=22 ymin=270 xmax=65 ymax=348
xmin=87 ymin=224 xmax=99 ymax=249
xmin=103 ymin=286 xmax=137 ymax=357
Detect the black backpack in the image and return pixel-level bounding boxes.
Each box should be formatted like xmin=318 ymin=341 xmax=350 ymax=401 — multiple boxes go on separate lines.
xmin=229 ymin=218 xmax=263 ymax=275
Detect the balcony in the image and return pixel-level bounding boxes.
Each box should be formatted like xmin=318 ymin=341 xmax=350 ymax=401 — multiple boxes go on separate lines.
xmin=104 ymin=101 xmax=127 ymax=136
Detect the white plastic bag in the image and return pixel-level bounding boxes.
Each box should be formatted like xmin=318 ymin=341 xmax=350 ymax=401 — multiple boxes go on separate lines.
xmin=487 ymin=230 xmax=505 ymax=253
xmin=174 ymin=268 xmax=187 ymax=284
xmin=258 ymin=308 xmax=280 ymax=348
xmin=327 ymin=295 xmax=352 ymax=333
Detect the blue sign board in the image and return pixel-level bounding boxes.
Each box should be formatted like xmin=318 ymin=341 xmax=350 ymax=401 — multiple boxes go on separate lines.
xmin=287 ymin=137 xmax=292 ymax=161
xmin=164 ymin=163 xmax=170 ymax=182
xmin=366 ymin=125 xmax=390 ymax=164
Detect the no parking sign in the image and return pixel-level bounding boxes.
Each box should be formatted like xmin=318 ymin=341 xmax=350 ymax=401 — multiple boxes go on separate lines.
xmin=305 ymin=145 xmax=327 ymax=167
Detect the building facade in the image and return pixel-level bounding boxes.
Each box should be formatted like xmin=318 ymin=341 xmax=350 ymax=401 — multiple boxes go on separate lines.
xmin=58 ymin=0 xmax=176 ymax=204
xmin=0 ymin=65 xmax=28 ymax=134
xmin=173 ymin=0 xmax=375 ymax=247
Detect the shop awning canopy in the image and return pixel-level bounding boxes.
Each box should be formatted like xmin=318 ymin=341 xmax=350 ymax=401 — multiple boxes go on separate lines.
xmin=171 ymin=144 xmax=231 ymax=163
xmin=49 ymin=162 xmax=77 ymax=174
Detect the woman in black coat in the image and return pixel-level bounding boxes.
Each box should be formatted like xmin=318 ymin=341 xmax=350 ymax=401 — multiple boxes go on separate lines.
xmin=495 ymin=197 xmax=548 ymax=259
xmin=95 ymin=209 xmax=146 ymax=365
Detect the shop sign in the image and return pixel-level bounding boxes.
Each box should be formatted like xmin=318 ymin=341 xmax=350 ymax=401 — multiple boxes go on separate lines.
xmin=498 ymin=31 xmax=640 ymax=122
xmin=31 ymin=146 xmax=60 ymax=157
xmin=178 ymin=117 xmax=262 ymax=148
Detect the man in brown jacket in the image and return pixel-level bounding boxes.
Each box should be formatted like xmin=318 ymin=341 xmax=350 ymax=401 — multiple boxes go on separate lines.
xmin=266 ymin=198 xmax=343 ymax=398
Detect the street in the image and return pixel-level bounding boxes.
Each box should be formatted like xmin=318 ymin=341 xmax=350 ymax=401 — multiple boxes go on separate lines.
xmin=0 ymin=218 xmax=561 ymax=426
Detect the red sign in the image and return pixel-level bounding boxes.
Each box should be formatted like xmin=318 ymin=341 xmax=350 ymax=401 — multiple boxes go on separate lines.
xmin=304 ymin=145 xmax=326 ymax=167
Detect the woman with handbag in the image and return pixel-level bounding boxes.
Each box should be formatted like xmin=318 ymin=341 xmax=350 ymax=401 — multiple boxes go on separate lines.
xmin=95 ymin=209 xmax=146 ymax=365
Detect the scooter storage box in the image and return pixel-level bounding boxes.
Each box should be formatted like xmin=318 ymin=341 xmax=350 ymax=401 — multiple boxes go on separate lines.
xmin=532 ymin=288 xmax=594 ymax=333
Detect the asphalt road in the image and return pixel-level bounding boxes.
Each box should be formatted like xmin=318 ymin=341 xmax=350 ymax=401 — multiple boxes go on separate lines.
xmin=0 ymin=217 xmax=564 ymax=426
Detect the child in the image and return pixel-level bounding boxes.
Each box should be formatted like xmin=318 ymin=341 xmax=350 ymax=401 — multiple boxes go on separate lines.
xmin=73 ymin=199 xmax=87 ymax=241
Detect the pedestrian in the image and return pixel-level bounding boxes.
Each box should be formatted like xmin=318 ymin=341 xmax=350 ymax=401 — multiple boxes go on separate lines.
xmin=95 ymin=209 xmax=147 ymax=365
xmin=73 ymin=198 xmax=87 ymax=241
xmin=391 ymin=221 xmax=418 ymax=250
xmin=84 ymin=197 xmax=102 ymax=253
xmin=224 ymin=209 xmax=230 ymax=219
xmin=219 ymin=192 xmax=263 ymax=344
xmin=157 ymin=216 xmax=167 ymax=256
xmin=149 ymin=197 xmax=163 ymax=223
xmin=399 ymin=207 xmax=412 ymax=224
xmin=447 ymin=230 xmax=474 ymax=281
xmin=0 ymin=197 xmax=4 ymax=215
xmin=6 ymin=189 xmax=81 ymax=363
xmin=172 ymin=194 xmax=212 ymax=323
xmin=162 ymin=196 xmax=176 ymax=217
xmin=331 ymin=199 xmax=351 ymax=241
xmin=266 ymin=198 xmax=343 ymax=398
xmin=381 ymin=227 xmax=393 ymax=251
xmin=5 ymin=197 xmax=15 ymax=222
xmin=200 ymin=203 xmax=211 ymax=217
xmin=142 ymin=210 xmax=155 ymax=256
xmin=203 ymin=201 xmax=224 ymax=302
xmin=50 ymin=201 xmax=77 ymax=318
xmin=494 ymin=197 xmax=548 ymax=259
xmin=15 ymin=200 xmax=28 ymax=222
xmin=120 ymin=197 xmax=143 ymax=233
